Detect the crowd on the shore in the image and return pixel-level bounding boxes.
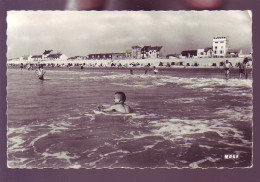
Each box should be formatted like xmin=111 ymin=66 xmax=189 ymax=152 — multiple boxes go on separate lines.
xmin=11 ymin=57 xmax=250 ymax=81
xmin=8 ymin=56 xmax=252 ymax=70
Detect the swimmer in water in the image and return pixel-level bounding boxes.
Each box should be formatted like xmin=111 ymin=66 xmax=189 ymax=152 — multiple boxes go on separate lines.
xmin=98 ymin=92 xmax=132 ymax=113
xmin=20 ymin=63 xmax=24 ymax=71
xmin=153 ymin=66 xmax=158 ymax=74
xmin=35 ymin=66 xmax=46 ymax=80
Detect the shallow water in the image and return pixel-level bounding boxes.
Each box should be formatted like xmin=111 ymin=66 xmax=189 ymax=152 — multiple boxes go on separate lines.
xmin=7 ymin=67 xmax=253 ymax=168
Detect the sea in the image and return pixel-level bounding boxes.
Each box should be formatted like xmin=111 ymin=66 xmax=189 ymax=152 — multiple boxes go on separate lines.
xmin=7 ymin=66 xmax=253 ymax=168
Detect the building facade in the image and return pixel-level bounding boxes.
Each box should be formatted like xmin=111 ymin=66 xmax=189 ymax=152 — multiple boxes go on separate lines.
xmin=131 ymin=46 xmax=142 ymax=59
xmin=141 ymin=46 xmax=162 ymax=59
xmin=125 ymin=50 xmax=132 ymax=59
xmin=31 ymin=55 xmax=42 ymax=61
xmin=46 ymin=53 xmax=67 ymax=61
xmin=112 ymin=53 xmax=126 ymax=60
xmin=88 ymin=53 xmax=127 ymax=60
xmin=212 ymin=36 xmax=229 ymax=58
xmin=88 ymin=53 xmax=112 ymax=60
xmin=196 ymin=47 xmax=213 ymax=58
xmin=181 ymin=50 xmax=197 ymax=58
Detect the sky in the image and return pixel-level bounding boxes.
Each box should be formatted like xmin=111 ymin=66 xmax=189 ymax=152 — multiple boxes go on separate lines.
xmin=7 ymin=11 xmax=252 ymax=59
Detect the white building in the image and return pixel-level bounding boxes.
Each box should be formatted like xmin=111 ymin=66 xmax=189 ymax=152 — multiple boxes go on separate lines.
xmin=46 ymin=53 xmax=67 ymax=61
xmin=19 ymin=55 xmax=32 ymax=62
xmin=197 ymin=47 xmax=213 ymax=58
xmin=227 ymin=49 xmax=242 ymax=57
xmin=197 ymin=49 xmax=205 ymax=58
xmin=212 ymin=36 xmax=229 ymax=58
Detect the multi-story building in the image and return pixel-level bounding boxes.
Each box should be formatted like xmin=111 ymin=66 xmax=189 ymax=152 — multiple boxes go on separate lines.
xmin=141 ymin=46 xmax=162 ymax=59
xmin=212 ymin=36 xmax=229 ymax=58
xmin=131 ymin=46 xmax=142 ymax=59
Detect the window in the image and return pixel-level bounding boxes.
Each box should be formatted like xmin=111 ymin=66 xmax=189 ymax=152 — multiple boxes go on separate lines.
xmin=220 ymin=41 xmax=224 ymax=43
xmin=220 ymin=51 xmax=223 ymax=54
xmin=215 ymin=41 xmax=218 ymax=43
xmin=215 ymin=46 xmax=217 ymax=49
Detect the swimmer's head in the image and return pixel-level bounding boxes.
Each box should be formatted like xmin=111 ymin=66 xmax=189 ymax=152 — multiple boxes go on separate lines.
xmin=226 ymin=60 xmax=229 ymax=63
xmin=114 ymin=92 xmax=126 ymax=104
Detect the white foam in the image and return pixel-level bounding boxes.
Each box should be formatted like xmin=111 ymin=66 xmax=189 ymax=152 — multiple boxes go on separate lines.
xmin=189 ymin=157 xmax=220 ymax=168
xmin=41 ymin=151 xmax=79 ymax=165
xmin=150 ymin=116 xmax=251 ymax=145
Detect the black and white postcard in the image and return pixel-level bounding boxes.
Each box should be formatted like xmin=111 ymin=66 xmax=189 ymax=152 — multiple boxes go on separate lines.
xmin=6 ymin=11 xmax=253 ymax=169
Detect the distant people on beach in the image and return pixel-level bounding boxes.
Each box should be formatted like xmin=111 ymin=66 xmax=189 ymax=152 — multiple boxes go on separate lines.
xmin=130 ymin=69 xmax=133 ymax=75
xmin=145 ymin=70 xmax=147 ymax=74
xmin=238 ymin=62 xmax=245 ymax=79
xmin=20 ymin=63 xmax=23 ymax=71
xmin=153 ymin=66 xmax=158 ymax=74
xmin=26 ymin=64 xmax=33 ymax=70
xmin=238 ymin=57 xmax=249 ymax=79
xmin=224 ymin=60 xmax=232 ymax=79
xmin=35 ymin=65 xmax=46 ymax=80
xmin=67 ymin=63 xmax=72 ymax=71
xmin=97 ymin=91 xmax=132 ymax=113
xmin=81 ymin=65 xmax=84 ymax=69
